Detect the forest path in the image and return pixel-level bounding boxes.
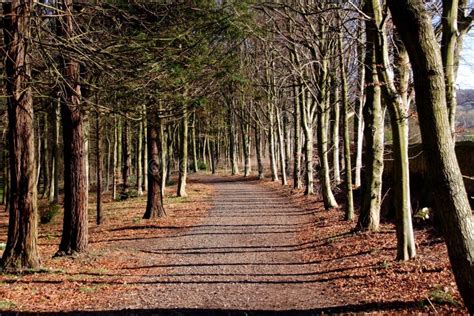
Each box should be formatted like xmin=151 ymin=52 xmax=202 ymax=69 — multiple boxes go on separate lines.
xmin=130 ymin=176 xmax=342 ymax=312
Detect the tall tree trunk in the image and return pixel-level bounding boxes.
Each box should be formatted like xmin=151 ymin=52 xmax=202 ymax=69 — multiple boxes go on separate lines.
xmin=159 ymin=111 xmax=167 ymax=200
xmin=388 ymin=1 xmax=474 ymax=311
xmin=191 ymin=111 xmax=199 ymax=173
xmin=301 ymin=88 xmax=314 ymax=195
xmin=49 ymin=97 xmax=60 ymax=203
xmin=367 ymin=0 xmax=416 ymax=259
xmin=283 ymin=109 xmax=291 ymax=178
xmin=268 ymin=104 xmax=279 ymax=182
xmin=241 ymin=105 xmax=251 ymax=177
xmin=441 ymin=0 xmax=459 ymax=134
xmin=42 ymin=113 xmax=50 ymax=198
xmin=332 ymin=85 xmax=341 ymax=185
xmin=228 ymin=102 xmax=239 ymax=176
xmin=177 ymin=106 xmax=188 ymax=197
xmin=255 ymin=121 xmax=264 ymax=180
xmin=56 ymin=0 xmax=88 ymax=255
xmin=317 ymin=61 xmax=338 ymax=209
xmin=105 ymin=122 xmax=111 ymax=192
xmin=1 ymin=0 xmax=41 ymax=271
xmin=142 ymin=103 xmax=148 ymax=192
xmin=276 ymin=108 xmax=288 ymax=186
xmin=95 ymin=110 xmax=102 ymax=225
xmin=122 ymin=119 xmax=131 ymax=193
xmin=112 ymin=114 xmax=118 ymax=200
xmin=354 ymin=21 xmax=365 ymax=189
xmin=337 ymin=19 xmax=355 ymax=221
xmin=293 ymin=79 xmax=302 ymax=189
xmin=137 ymin=117 xmax=143 ymax=196
xmin=143 ymin=109 xmax=165 ymax=219
xmin=357 ymin=13 xmax=384 ymax=231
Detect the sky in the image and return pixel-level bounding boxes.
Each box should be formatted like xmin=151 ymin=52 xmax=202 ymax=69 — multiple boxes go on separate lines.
xmin=457 ymin=29 xmax=474 ymax=90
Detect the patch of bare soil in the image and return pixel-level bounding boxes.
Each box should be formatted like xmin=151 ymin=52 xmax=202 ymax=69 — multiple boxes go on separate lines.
xmin=262 ymin=180 xmax=468 ymax=314
xmin=0 ymin=178 xmax=213 ymax=313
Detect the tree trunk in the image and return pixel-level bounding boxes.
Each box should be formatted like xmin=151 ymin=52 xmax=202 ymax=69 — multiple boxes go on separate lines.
xmin=142 ymin=103 xmax=148 ymax=192
xmin=367 ymin=0 xmax=416 ymax=259
xmin=354 ymin=21 xmax=365 ymax=189
xmin=228 ymin=103 xmax=239 ymax=176
xmin=1 ymin=0 xmax=41 ymax=271
xmin=276 ymin=108 xmax=288 ymax=186
xmin=269 ymin=104 xmax=279 ymax=182
xmin=337 ymin=19 xmax=355 ymax=221
xmin=56 ymin=0 xmax=88 ymax=255
xmin=317 ymin=61 xmax=338 ymax=210
xmin=112 ymin=114 xmax=118 ymax=200
xmin=95 ymin=110 xmax=102 ymax=225
xmin=42 ymin=113 xmax=51 ymax=199
xmin=122 ymin=119 xmax=131 ymax=193
xmin=177 ymin=106 xmax=188 ymax=197
xmin=191 ymin=111 xmax=199 ymax=173
xmin=255 ymin=121 xmax=264 ymax=180
xmin=332 ymin=85 xmax=341 ymax=185
xmin=137 ymin=117 xmax=143 ymax=196
xmin=441 ymin=0 xmax=459 ymax=134
xmin=143 ymin=109 xmax=165 ymax=219
xmin=388 ymin=1 xmax=474 ymax=311
xmin=358 ymin=13 xmax=384 ymax=231
xmin=49 ymin=97 xmax=60 ymax=203
xmin=293 ymin=79 xmax=302 ymax=189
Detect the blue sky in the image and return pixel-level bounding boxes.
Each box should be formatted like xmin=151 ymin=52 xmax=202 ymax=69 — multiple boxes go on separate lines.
xmin=457 ymin=29 xmax=474 ymax=90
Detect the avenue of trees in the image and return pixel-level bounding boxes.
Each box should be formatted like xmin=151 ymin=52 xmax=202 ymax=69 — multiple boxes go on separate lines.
xmin=0 ymin=0 xmax=473 ymax=312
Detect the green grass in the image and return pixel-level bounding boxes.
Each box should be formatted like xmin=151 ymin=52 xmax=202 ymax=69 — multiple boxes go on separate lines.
xmin=0 ymin=300 xmax=16 ymax=310
xmin=429 ymin=286 xmax=461 ymax=307
xmin=79 ymin=284 xmax=103 ymax=293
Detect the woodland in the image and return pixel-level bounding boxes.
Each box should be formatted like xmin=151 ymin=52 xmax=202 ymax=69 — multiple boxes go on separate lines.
xmin=0 ymin=0 xmax=474 ymax=314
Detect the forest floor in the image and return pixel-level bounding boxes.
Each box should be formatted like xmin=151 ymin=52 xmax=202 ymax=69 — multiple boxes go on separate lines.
xmin=0 ymin=175 xmax=468 ymax=314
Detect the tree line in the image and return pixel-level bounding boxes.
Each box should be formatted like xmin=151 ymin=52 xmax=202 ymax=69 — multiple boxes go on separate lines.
xmin=0 ymin=0 xmax=473 ymax=312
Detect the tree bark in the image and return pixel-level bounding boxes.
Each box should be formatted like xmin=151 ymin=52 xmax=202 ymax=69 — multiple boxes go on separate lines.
xmin=143 ymin=109 xmax=165 ymax=219
xmin=95 ymin=109 xmax=102 ymax=225
xmin=367 ymin=0 xmax=416 ymax=260
xmin=358 ymin=11 xmax=384 ymax=231
xmin=177 ymin=106 xmax=188 ymax=197
xmin=388 ymin=0 xmax=474 ymax=311
xmin=316 ymin=60 xmax=338 ymax=209
xmin=191 ymin=111 xmax=199 ymax=173
xmin=337 ymin=18 xmax=355 ymax=221
xmin=1 ymin=0 xmax=41 ymax=271
xmin=137 ymin=116 xmax=143 ymax=196
xmin=56 ymin=0 xmax=88 ymax=255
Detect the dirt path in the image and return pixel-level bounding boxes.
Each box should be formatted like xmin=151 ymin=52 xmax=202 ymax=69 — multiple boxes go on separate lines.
xmin=125 ymin=176 xmax=342 ymax=312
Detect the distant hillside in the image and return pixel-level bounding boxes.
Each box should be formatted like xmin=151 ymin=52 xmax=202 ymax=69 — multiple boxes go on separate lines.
xmin=457 ymin=89 xmax=474 ymax=137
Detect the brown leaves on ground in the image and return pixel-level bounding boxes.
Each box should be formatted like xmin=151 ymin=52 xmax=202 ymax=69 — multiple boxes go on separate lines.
xmin=0 ymin=180 xmax=213 ymax=312
xmin=262 ymin=180 xmax=468 ymax=314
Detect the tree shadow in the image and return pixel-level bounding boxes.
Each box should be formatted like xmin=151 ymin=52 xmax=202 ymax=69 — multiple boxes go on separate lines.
xmin=0 ymin=300 xmax=425 ymax=315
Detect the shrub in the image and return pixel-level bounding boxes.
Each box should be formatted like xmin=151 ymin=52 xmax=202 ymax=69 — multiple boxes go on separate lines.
xmin=40 ymin=203 xmax=61 ymax=224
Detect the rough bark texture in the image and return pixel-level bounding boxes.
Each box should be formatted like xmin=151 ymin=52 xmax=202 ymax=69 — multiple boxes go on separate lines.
xmin=1 ymin=0 xmax=41 ymax=271
xmin=316 ymin=61 xmax=338 ymax=210
xmin=337 ymin=20 xmax=354 ymax=221
xmin=177 ymin=106 xmax=188 ymax=197
xmin=358 ymin=11 xmax=384 ymax=231
xmin=388 ymin=0 xmax=474 ymax=311
xmin=143 ymin=110 xmax=165 ymax=219
xmin=366 ymin=0 xmax=416 ymax=261
xmin=56 ymin=0 xmax=88 ymax=255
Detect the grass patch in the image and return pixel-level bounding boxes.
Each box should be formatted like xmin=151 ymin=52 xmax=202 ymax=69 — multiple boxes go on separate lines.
xmin=40 ymin=203 xmax=61 ymax=224
xmin=429 ymin=286 xmax=461 ymax=307
xmin=0 ymin=300 xmax=16 ymax=310
xmin=79 ymin=284 xmax=103 ymax=293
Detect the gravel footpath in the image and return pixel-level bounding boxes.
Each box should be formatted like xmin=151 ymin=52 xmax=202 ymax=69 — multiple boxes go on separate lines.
xmin=125 ymin=177 xmax=341 ymax=312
